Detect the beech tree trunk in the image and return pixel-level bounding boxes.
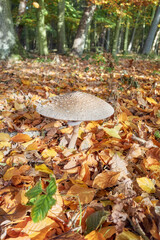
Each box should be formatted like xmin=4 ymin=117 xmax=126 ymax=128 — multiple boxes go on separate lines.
xmin=128 ymin=13 xmax=139 ymax=52
xmin=112 ymin=16 xmax=122 ymax=56
xmin=124 ymin=18 xmax=130 ymax=53
xmin=37 ymin=0 xmax=48 ymax=55
xmin=0 ymin=0 xmax=20 ymax=59
xmin=71 ymin=3 xmax=96 ymax=56
xmin=142 ymin=4 xmax=160 ymax=54
xmin=57 ymin=0 xmax=67 ymax=54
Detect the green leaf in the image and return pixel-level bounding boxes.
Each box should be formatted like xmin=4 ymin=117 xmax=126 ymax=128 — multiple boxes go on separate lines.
xmin=25 ymin=181 xmax=42 ymax=199
xmin=154 ymin=130 xmax=160 ymax=139
xmin=86 ymin=210 xmax=109 ymax=234
xmin=31 ymin=195 xmax=56 ymax=222
xmin=46 ymin=176 xmax=57 ymax=195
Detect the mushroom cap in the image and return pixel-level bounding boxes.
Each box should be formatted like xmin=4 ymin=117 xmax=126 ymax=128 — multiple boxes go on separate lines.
xmin=36 ymin=91 xmax=114 ymax=121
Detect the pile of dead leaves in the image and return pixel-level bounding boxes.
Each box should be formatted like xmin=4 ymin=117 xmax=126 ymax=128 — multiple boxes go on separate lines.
xmin=0 ymin=54 xmax=160 ymax=240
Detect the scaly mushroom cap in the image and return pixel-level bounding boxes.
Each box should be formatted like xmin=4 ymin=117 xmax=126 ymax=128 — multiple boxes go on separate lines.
xmin=36 ymin=91 xmax=114 ymax=121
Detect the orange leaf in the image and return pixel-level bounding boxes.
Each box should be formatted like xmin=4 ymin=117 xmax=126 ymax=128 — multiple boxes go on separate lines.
xmin=99 ymin=226 xmax=116 ymax=239
xmin=3 ymin=167 xmax=20 ymax=181
xmin=85 ymin=230 xmax=105 ymax=240
xmin=11 ymin=133 xmax=32 ymax=143
xmin=93 ymin=171 xmax=120 ymax=189
xmin=22 ymin=217 xmax=59 ymax=238
xmin=78 ymin=162 xmax=90 ymax=182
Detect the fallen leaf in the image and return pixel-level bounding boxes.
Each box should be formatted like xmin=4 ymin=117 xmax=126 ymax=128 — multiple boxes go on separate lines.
xmin=85 ymin=230 xmax=105 ymax=240
xmin=99 ymin=226 xmax=116 ymax=239
xmin=103 ymin=124 xmax=122 ymax=139
xmin=67 ymin=184 xmax=96 ymax=204
xmin=0 ymin=132 xmax=10 ymax=141
xmin=3 ymin=167 xmax=20 ymax=181
xmin=146 ymin=97 xmax=157 ymax=105
xmin=93 ymin=171 xmax=120 ymax=189
xmin=136 ymin=177 xmax=155 ymax=193
xmin=35 ymin=164 xmax=53 ymax=174
xmin=11 ymin=133 xmax=32 ymax=143
xmin=41 ymin=148 xmax=57 ymax=158
xmin=116 ymin=229 xmax=141 ymax=239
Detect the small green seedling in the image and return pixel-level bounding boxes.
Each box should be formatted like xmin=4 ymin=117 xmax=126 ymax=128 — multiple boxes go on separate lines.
xmin=25 ymin=176 xmax=57 ymax=222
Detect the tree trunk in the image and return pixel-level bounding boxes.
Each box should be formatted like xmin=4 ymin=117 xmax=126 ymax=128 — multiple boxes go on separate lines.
xmin=57 ymin=0 xmax=67 ymax=54
xmin=142 ymin=4 xmax=160 ymax=54
xmin=19 ymin=0 xmax=26 ymax=15
xmin=152 ymin=28 xmax=160 ymax=53
xmin=71 ymin=3 xmax=96 ymax=56
xmin=128 ymin=13 xmax=139 ymax=52
xmin=106 ymin=28 xmax=110 ymax=52
xmin=37 ymin=0 xmax=48 ymax=56
xmin=112 ymin=16 xmax=122 ymax=56
xmin=0 ymin=0 xmax=23 ymax=59
xmin=124 ymin=18 xmax=130 ymax=53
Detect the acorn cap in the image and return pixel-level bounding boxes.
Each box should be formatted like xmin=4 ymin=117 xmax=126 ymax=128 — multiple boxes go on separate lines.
xmin=36 ymin=91 xmax=114 ymax=121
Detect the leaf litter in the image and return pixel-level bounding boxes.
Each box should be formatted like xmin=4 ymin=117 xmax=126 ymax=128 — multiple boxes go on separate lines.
xmin=0 ymin=54 xmax=160 ymax=239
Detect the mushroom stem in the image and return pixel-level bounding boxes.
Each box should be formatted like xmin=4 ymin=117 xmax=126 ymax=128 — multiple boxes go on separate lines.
xmin=68 ymin=124 xmax=80 ymax=149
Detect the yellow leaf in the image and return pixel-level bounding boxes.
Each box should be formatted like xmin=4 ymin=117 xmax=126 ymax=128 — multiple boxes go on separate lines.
xmin=86 ymin=122 xmax=99 ymax=131
xmin=60 ymin=127 xmax=72 ymax=134
xmin=104 ymin=124 xmax=122 ymax=139
xmin=35 ymin=164 xmax=53 ymax=174
xmin=22 ymin=139 xmax=36 ymax=148
xmin=14 ymin=102 xmax=25 ymax=111
xmin=136 ymin=177 xmax=155 ymax=193
xmin=0 ymin=141 xmax=11 ymax=148
xmin=118 ymin=112 xmax=128 ymax=122
xmin=0 ymin=151 xmax=4 ymax=162
xmin=41 ymin=148 xmax=57 ymax=158
xmin=0 ymin=133 xmax=10 ymax=141
xmin=148 ymin=165 xmax=160 ymax=172
xmin=116 ymin=230 xmax=141 ymax=240
xmin=146 ymin=97 xmax=157 ymax=105
xmin=21 ymin=79 xmax=31 ymax=85
xmin=85 ymin=230 xmax=105 ymax=240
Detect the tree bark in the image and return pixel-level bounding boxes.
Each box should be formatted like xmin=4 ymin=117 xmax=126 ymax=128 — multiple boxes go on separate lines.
xmin=142 ymin=4 xmax=160 ymax=54
xmin=112 ymin=16 xmax=122 ymax=56
xmin=37 ymin=0 xmax=48 ymax=56
xmin=19 ymin=0 xmax=26 ymax=15
xmin=57 ymin=0 xmax=67 ymax=54
xmin=0 ymin=0 xmax=20 ymax=59
xmin=71 ymin=3 xmax=96 ymax=56
xmin=128 ymin=13 xmax=139 ymax=52
xmin=124 ymin=18 xmax=130 ymax=53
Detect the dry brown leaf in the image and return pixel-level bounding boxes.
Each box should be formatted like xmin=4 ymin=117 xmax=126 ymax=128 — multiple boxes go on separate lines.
xmin=22 ymin=217 xmax=59 ymax=238
xmin=99 ymin=226 xmax=116 ymax=239
xmin=78 ymin=162 xmax=90 ymax=182
xmin=67 ymin=184 xmax=96 ymax=204
xmin=93 ymin=171 xmax=120 ymax=189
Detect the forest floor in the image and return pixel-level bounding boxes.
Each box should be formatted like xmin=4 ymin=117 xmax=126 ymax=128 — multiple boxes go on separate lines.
xmin=0 ymin=53 xmax=160 ymax=240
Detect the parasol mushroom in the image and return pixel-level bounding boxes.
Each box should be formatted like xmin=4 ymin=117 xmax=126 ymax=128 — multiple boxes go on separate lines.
xmin=36 ymin=91 xmax=114 ymax=149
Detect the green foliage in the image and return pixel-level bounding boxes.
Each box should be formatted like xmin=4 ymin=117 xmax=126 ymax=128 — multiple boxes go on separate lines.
xmin=26 ymin=176 xmax=57 ymax=222
xmin=86 ymin=210 xmax=110 ymax=234
xmin=120 ymin=75 xmax=139 ymax=88
xmin=154 ymin=130 xmax=160 ymax=139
